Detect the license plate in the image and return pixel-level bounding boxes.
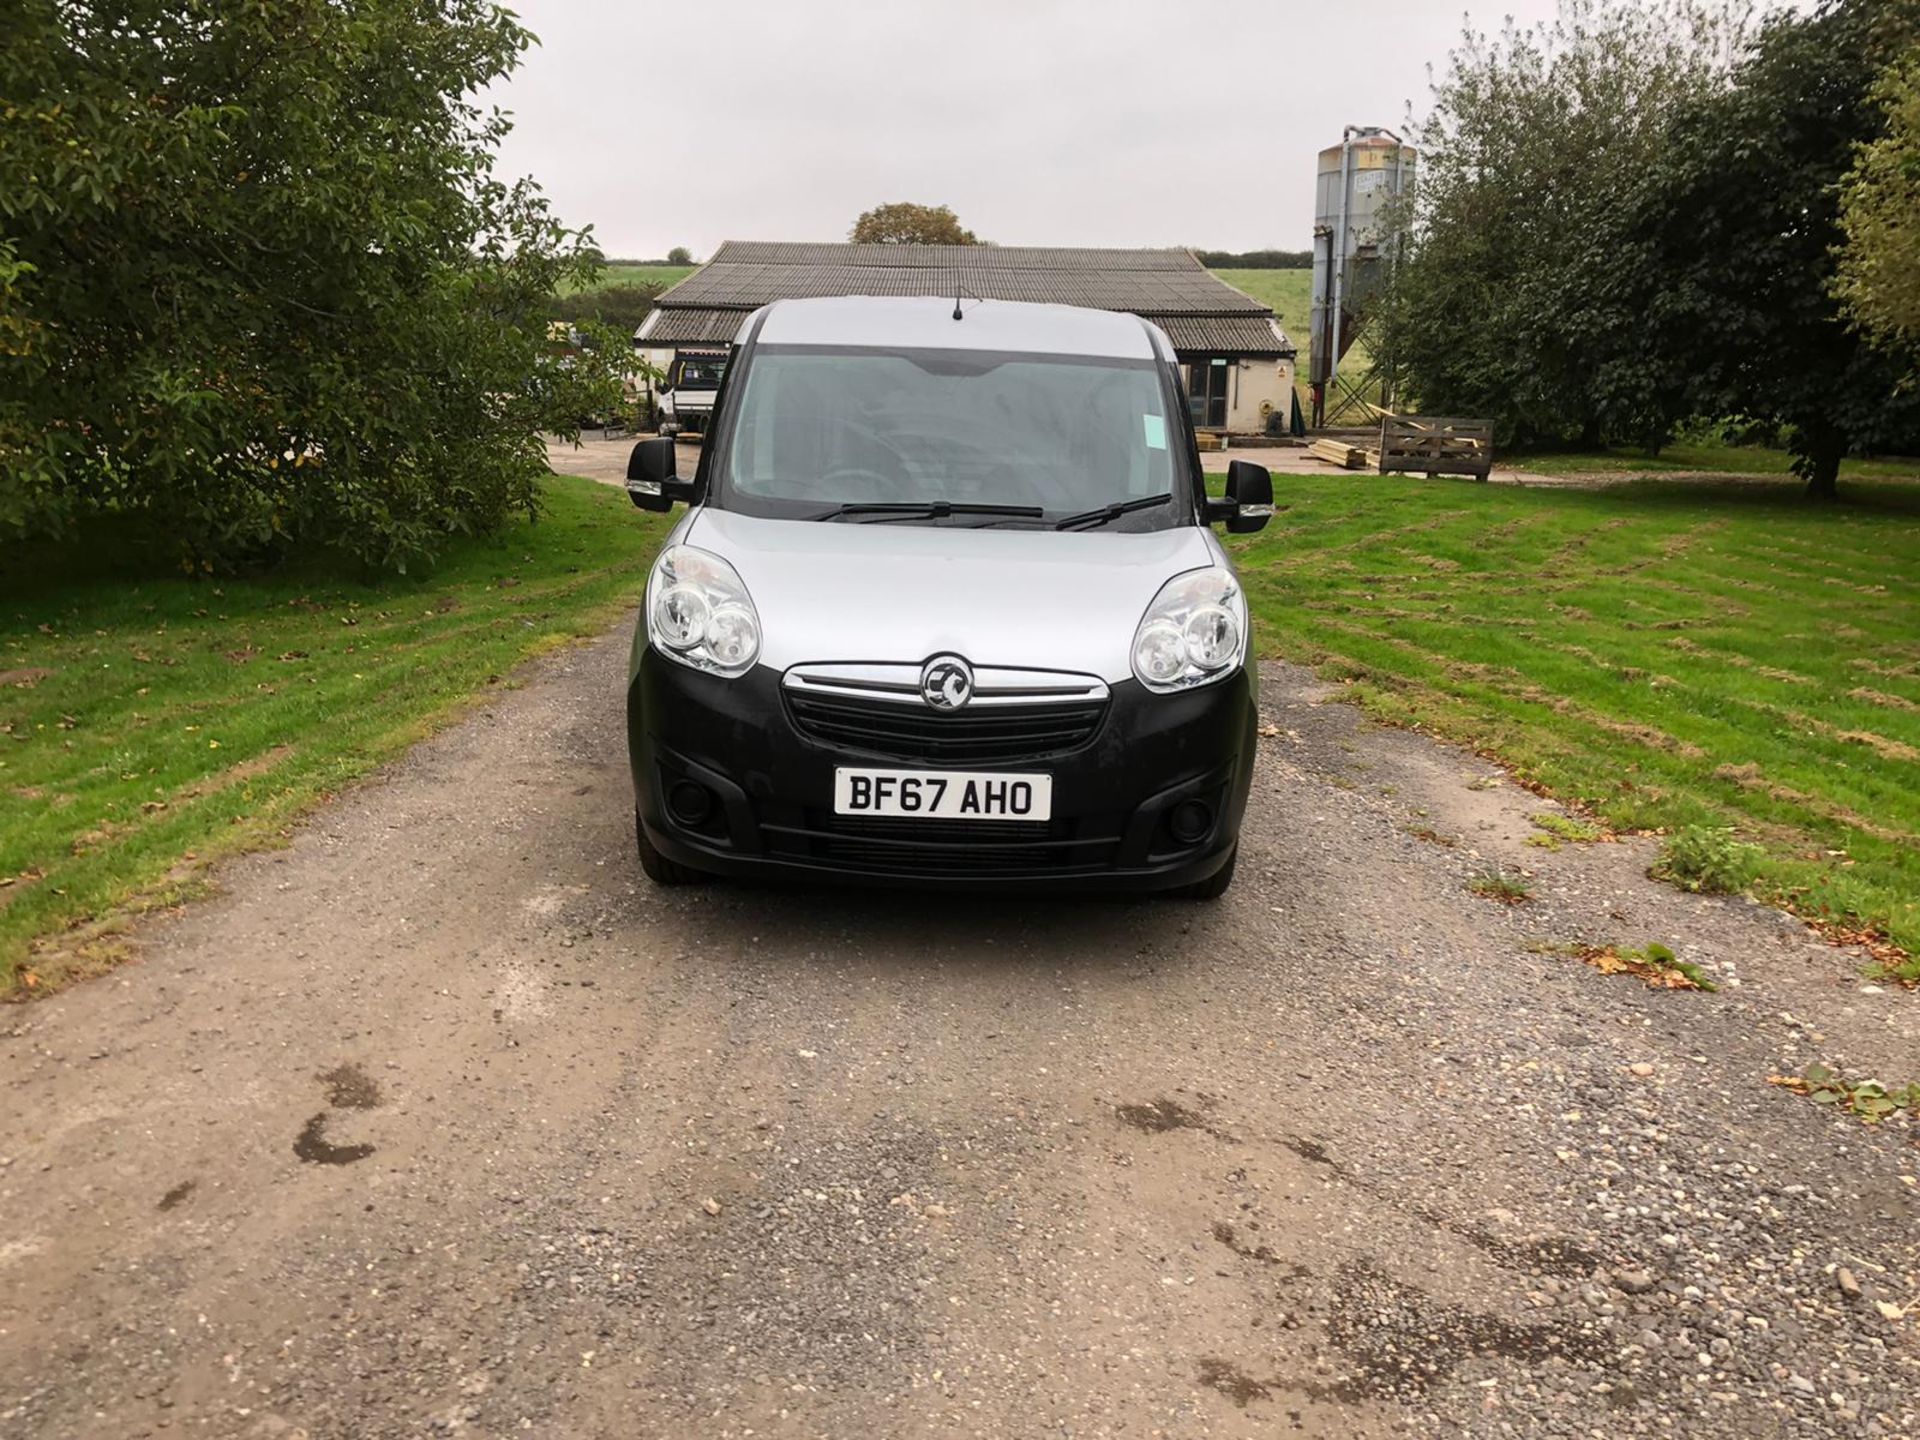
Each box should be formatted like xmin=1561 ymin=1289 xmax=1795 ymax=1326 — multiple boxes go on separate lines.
xmin=833 ymin=768 xmax=1053 ymax=821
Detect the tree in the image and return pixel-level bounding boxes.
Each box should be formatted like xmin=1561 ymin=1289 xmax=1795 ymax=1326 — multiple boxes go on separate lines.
xmin=548 ymin=283 xmax=666 ymax=335
xmin=665 ymin=246 xmax=694 ymax=266
xmin=1836 ymin=48 xmax=1920 ymax=350
xmin=1193 ymin=249 xmax=1312 ymax=269
xmin=1630 ymin=0 xmax=1920 ymax=496
xmin=850 ymin=203 xmax=981 ymax=246
xmin=1378 ymin=1 xmax=1748 ymax=448
xmin=0 ymin=1 xmax=622 ymax=571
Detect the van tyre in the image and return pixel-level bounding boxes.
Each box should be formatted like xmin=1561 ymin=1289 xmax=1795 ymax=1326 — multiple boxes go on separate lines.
xmin=1177 ymin=845 xmax=1237 ymax=901
xmin=636 ymin=810 xmax=708 ymax=886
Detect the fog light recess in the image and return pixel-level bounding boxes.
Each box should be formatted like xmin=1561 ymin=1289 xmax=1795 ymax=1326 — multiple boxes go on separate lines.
xmin=667 ymin=780 xmax=715 ymax=826
xmin=1169 ymin=799 xmax=1214 ymax=845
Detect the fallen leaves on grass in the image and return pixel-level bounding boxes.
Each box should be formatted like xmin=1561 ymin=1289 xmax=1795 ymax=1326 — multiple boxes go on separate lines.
xmin=1815 ymin=920 xmax=1916 ymax=986
xmin=1574 ymin=941 xmax=1717 ymax=992
xmin=1768 ymin=1064 xmax=1920 ymax=1124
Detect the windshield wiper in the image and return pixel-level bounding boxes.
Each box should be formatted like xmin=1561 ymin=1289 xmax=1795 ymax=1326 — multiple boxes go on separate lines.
xmin=808 ymin=501 xmax=1045 ymax=523
xmin=1052 ymin=492 xmax=1174 ymax=531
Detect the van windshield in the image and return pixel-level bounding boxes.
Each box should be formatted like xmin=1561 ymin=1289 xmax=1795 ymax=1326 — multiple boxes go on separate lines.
xmin=715 ymin=346 xmax=1190 ymax=529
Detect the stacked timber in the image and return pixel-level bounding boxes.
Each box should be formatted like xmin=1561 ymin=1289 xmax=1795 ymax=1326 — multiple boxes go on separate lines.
xmin=1308 ymin=438 xmax=1372 ymax=470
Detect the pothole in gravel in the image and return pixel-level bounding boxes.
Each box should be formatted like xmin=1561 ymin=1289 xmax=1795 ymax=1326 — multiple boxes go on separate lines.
xmin=1274 ymin=1137 xmax=1600 ymax=1283
xmin=1320 ymin=1256 xmax=1608 ymax=1400
xmin=498 ymin=1113 xmax=1014 ymax=1413
xmin=1211 ymin=1220 xmax=1311 ymax=1278
xmin=1460 ymin=1227 xmax=1599 ymax=1280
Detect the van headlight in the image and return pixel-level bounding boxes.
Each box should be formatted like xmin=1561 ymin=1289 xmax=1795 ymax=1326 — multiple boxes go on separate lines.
xmin=646 ymin=544 xmax=761 ymax=676
xmin=1131 ymin=566 xmax=1247 ymax=692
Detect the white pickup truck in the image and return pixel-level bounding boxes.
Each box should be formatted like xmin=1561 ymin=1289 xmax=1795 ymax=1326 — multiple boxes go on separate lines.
xmin=652 ymin=346 xmax=728 ymax=438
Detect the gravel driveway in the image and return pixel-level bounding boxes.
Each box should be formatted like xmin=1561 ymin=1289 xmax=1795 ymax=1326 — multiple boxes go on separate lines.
xmin=3 ymin=630 xmax=1916 ymax=1439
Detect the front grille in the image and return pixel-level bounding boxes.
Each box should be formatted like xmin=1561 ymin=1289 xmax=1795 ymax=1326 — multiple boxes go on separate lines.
xmin=784 ymin=691 xmax=1107 ymax=765
xmin=760 ymin=813 xmax=1120 ymax=878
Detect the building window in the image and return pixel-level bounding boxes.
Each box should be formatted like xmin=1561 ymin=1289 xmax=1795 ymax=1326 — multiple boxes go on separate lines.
xmin=1187 ymin=356 xmax=1231 ymax=429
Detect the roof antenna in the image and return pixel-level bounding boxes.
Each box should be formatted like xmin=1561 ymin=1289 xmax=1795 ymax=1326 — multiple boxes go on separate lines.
xmin=952 ymin=276 xmax=981 ymax=322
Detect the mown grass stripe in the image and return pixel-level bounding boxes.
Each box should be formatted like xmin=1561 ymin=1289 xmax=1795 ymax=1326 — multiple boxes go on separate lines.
xmin=1231 ymin=471 xmax=1920 ymax=970
xmin=1 ymin=474 xmax=672 ymax=993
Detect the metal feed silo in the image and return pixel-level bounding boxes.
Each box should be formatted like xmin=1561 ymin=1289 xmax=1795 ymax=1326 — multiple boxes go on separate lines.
xmin=1309 ymin=127 xmax=1415 ymax=422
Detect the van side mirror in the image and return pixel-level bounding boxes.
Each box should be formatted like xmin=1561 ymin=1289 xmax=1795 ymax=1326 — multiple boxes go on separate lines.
xmin=626 ymin=436 xmax=694 ymax=511
xmin=1207 ymin=460 xmax=1274 ymax=533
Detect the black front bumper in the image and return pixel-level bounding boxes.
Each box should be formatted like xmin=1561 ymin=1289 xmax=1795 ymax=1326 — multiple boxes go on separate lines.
xmin=627 ymin=647 xmax=1257 ymax=892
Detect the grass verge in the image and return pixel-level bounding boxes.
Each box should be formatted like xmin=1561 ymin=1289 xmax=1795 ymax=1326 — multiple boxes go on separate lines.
xmin=1224 ymin=471 xmax=1920 ymax=979
xmin=1516 ymin=443 xmax=1920 ymax=481
xmin=0 ymin=474 xmax=667 ymax=996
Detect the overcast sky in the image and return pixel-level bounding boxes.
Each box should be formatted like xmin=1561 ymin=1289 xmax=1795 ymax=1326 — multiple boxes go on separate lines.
xmin=488 ymin=0 xmax=1572 ymax=259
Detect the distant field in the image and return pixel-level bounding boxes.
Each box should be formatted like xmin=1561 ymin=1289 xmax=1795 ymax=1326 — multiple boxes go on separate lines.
xmin=1210 ymin=267 xmax=1316 ymax=374
xmin=1209 ymin=267 xmax=1312 ymax=345
xmin=1224 ymin=472 xmax=1920 ymax=975
xmin=559 ymin=263 xmax=695 ymax=296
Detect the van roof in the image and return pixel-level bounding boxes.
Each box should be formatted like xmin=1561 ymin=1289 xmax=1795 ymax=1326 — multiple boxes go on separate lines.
xmin=749 ymin=295 xmax=1166 ymax=361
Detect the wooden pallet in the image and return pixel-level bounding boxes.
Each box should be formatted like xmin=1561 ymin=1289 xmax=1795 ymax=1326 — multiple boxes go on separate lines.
xmin=1376 ymin=412 xmax=1493 ymax=480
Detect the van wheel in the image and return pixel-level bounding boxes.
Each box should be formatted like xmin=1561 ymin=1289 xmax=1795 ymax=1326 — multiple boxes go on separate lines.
xmin=1176 ymin=845 xmax=1237 ymax=901
xmin=636 ymin=811 xmax=708 ymax=886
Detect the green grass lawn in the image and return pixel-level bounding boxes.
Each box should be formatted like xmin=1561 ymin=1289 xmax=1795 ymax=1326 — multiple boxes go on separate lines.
xmin=558 ymin=262 xmax=695 ymax=296
xmin=1224 ymin=472 xmax=1920 ymax=977
xmin=0 ymin=475 xmax=668 ymax=995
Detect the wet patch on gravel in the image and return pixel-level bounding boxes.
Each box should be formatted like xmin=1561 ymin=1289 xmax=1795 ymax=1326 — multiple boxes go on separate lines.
xmin=1198 ymin=1355 xmax=1274 ymax=1407
xmin=1115 ymin=1094 xmax=1234 ymax=1140
xmin=155 ymin=1179 xmax=194 ymax=1211
xmin=1279 ymin=1133 xmax=1602 ymax=1283
xmin=318 ymin=1062 xmax=381 ymax=1109
xmin=291 ymin=1112 xmax=374 ymax=1165
xmin=1321 ymin=1256 xmax=1612 ymax=1402
xmin=1282 ymin=1134 xmax=1342 ymax=1170
xmin=293 ymin=1060 xmax=384 ymax=1165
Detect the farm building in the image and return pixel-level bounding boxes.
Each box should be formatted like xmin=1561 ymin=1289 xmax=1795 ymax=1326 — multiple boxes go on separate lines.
xmin=635 ymin=241 xmax=1298 ymax=438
